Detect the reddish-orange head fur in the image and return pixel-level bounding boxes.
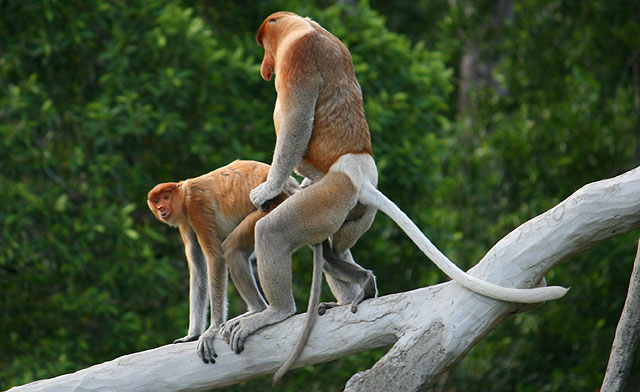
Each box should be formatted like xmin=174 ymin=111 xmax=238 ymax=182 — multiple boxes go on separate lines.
xmin=256 ymin=11 xmax=313 ymax=82
xmin=147 ymin=182 xmax=185 ymax=227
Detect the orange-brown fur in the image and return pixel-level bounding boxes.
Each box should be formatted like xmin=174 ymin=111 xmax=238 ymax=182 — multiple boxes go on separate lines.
xmin=257 ymin=11 xmax=372 ymax=175
xmin=147 ymin=160 xmax=293 ymax=360
xmin=148 ymin=162 xmax=292 ymax=256
xmin=149 ymin=161 xmax=275 ymax=231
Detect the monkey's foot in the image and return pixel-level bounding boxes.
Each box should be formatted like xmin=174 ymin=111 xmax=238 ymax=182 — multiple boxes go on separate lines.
xmin=196 ymin=326 xmax=219 ymax=364
xmin=348 ymin=272 xmax=378 ymax=312
xmin=220 ymin=310 xmax=260 ymax=330
xmin=173 ymin=334 xmax=200 ymax=344
xmin=317 ymin=301 xmax=339 ymax=315
xmin=218 ymin=311 xmax=258 ymax=340
xmin=317 ymin=297 xmax=369 ymax=315
xmin=319 ymin=275 xmax=377 ymax=315
xmin=221 ymin=308 xmax=295 ymax=354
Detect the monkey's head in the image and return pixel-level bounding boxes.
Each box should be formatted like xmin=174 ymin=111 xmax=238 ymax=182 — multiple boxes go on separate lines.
xmin=147 ymin=182 xmax=185 ymax=227
xmin=256 ymin=11 xmax=313 ymax=81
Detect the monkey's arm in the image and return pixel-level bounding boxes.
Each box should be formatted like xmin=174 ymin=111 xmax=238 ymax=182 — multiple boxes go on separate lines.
xmin=251 ymin=78 xmax=321 ymax=210
xmin=175 ymin=225 xmax=209 ymax=343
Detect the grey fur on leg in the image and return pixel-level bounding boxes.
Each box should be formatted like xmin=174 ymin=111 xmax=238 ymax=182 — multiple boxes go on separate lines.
xmin=222 ymin=171 xmax=362 ymax=354
xmin=317 ymin=202 xmax=379 ymax=314
xmin=320 ymin=244 xmax=377 ymax=314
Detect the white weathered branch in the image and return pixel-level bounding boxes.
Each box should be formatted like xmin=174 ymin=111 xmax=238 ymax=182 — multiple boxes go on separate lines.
xmin=9 ymin=166 xmax=640 ymax=392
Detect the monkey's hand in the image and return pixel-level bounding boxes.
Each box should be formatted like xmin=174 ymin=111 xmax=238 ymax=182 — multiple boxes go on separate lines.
xmin=196 ymin=326 xmax=219 ymax=364
xmin=173 ymin=334 xmax=200 ymax=344
xmin=250 ymin=181 xmax=282 ymax=211
xmin=300 ymin=177 xmax=314 ymax=188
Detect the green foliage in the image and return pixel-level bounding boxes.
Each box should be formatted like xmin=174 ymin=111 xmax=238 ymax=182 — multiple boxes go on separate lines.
xmin=1 ymin=0 xmax=451 ymax=390
xmin=0 ymin=0 xmax=269 ymax=387
xmin=2 ymin=0 xmax=639 ymax=391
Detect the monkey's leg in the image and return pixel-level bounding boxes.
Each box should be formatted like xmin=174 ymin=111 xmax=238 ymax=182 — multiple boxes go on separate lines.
xmin=321 ymin=269 xmax=362 ymax=314
xmin=319 ymin=205 xmax=378 ymax=314
xmin=320 ymin=253 xmax=377 ymax=314
xmin=223 ymin=210 xmax=268 ymax=315
xmin=322 ymin=244 xmax=361 ymax=309
xmin=222 ymin=172 xmax=359 ymax=354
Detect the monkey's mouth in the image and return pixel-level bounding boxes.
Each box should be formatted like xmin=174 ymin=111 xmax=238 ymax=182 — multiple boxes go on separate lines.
xmin=160 ymin=212 xmax=169 ymax=219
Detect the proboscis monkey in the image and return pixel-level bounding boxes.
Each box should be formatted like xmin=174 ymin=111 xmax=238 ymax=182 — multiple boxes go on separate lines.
xmin=147 ymin=160 xmax=301 ymax=363
xmin=221 ymin=12 xmax=569 ymax=382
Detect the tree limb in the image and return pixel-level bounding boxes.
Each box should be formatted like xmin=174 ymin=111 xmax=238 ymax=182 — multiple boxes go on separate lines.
xmin=9 ymin=166 xmax=640 ymax=392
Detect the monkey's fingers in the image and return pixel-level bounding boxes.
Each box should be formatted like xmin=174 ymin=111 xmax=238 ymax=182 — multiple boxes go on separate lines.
xmin=196 ymin=336 xmax=218 ymax=364
xmin=258 ymin=196 xmax=280 ymax=212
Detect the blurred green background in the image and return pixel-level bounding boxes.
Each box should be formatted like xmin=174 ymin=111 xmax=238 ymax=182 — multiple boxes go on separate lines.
xmin=2 ymin=0 xmax=639 ymax=390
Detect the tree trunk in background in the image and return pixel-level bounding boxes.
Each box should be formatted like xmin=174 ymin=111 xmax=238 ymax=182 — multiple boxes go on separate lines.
xmin=457 ymin=0 xmax=513 ymax=117
xmin=601 ymin=236 xmax=640 ymax=392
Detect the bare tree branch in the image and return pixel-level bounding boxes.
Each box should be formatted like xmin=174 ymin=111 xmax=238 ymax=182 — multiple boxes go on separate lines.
xmin=9 ymin=166 xmax=640 ymax=392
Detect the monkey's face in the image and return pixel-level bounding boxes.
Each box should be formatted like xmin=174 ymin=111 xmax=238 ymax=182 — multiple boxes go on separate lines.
xmin=147 ymin=183 xmax=180 ymax=226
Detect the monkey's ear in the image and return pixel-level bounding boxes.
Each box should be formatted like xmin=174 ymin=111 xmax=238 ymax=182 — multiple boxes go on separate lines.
xmin=257 ymin=24 xmax=267 ymax=46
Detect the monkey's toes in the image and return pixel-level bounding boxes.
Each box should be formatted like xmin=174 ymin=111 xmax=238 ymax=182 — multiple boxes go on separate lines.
xmin=196 ymin=334 xmax=218 ymax=364
xmin=173 ymin=334 xmax=200 ymax=344
xmin=317 ymin=301 xmax=339 ymax=315
xmin=230 ymin=330 xmax=245 ymax=354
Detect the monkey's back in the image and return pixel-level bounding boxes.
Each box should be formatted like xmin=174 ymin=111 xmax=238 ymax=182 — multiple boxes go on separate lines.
xmin=300 ymin=26 xmax=372 ymax=174
xmin=186 ymin=160 xmax=270 ymax=235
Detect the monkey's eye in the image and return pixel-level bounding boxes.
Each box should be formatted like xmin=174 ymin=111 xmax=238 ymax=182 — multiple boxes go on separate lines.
xmin=163 ymin=195 xmax=169 ymax=200
xmin=153 ymin=198 xmax=159 ymax=204
xmin=268 ymin=18 xmax=278 ymax=23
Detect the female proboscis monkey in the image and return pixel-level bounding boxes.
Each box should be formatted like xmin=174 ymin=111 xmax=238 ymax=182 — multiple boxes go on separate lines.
xmin=147 ymin=160 xmax=300 ymax=363
xmin=220 ymin=11 xmax=569 ymax=382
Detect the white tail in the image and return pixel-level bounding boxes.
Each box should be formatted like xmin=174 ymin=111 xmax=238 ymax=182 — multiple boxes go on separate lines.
xmin=360 ymin=182 xmax=568 ymax=303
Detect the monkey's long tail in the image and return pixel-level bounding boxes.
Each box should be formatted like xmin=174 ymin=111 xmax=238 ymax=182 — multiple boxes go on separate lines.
xmin=360 ymin=182 xmax=568 ymax=304
xmin=273 ymin=243 xmax=324 ymax=384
